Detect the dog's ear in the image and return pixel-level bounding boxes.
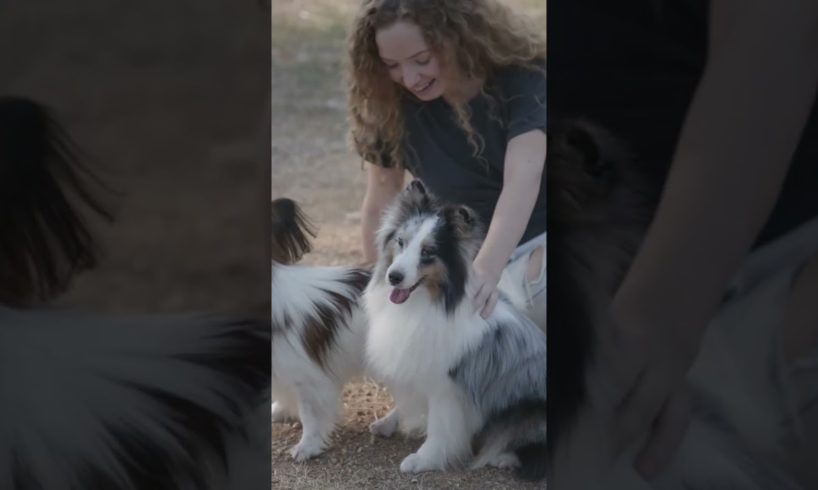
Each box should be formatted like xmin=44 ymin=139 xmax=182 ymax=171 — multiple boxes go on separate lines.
xmin=271 ymin=197 xmax=316 ymax=264
xmin=406 ymin=179 xmax=427 ymax=196
xmin=399 ymin=178 xmax=434 ymax=213
xmin=565 ymin=124 xmax=612 ymax=179
xmin=447 ymin=205 xmax=479 ymax=237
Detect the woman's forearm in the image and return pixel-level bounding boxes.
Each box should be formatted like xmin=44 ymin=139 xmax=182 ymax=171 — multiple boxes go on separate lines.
xmin=360 ymin=208 xmax=380 ymax=265
xmin=475 ymin=176 xmax=541 ymax=274
xmin=360 ymin=164 xmax=405 ymax=265
xmin=613 ymin=0 xmax=818 ymax=334
xmin=474 ymin=130 xmax=546 ymax=276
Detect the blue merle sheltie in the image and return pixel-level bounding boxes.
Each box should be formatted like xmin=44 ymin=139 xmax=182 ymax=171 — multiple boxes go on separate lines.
xmin=271 ymin=197 xmax=371 ymax=461
xmin=363 ymin=180 xmax=548 ymax=481
xmin=0 ymin=96 xmax=270 ymax=490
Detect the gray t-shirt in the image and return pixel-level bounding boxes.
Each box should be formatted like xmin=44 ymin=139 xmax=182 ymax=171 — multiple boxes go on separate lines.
xmin=383 ymin=63 xmax=547 ymax=245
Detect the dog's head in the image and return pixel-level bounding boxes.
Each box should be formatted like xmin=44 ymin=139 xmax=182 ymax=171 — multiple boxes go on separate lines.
xmin=547 ymin=118 xmax=650 ymax=228
xmin=374 ymin=180 xmax=483 ymax=313
xmin=271 ymin=197 xmax=316 ymax=265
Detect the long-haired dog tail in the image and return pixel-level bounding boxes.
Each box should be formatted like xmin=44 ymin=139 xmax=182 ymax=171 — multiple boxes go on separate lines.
xmin=0 ymin=307 xmax=271 ymax=490
xmin=271 ymin=197 xmax=317 ymax=264
xmin=0 ymin=96 xmax=116 ymax=306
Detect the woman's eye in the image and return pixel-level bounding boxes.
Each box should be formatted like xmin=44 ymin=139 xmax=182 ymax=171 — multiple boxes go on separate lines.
xmin=416 ymin=57 xmax=430 ymax=66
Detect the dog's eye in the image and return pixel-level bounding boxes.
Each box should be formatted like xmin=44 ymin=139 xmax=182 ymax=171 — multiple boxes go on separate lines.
xmin=396 ymin=237 xmax=404 ymax=248
xmin=421 ymin=247 xmax=435 ymax=259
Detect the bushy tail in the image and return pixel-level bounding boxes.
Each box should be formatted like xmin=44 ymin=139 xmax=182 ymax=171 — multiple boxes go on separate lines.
xmin=0 ymin=306 xmax=270 ymax=490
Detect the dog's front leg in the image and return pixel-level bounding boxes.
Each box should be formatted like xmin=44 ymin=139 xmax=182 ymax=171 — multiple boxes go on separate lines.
xmin=399 ymin=390 xmax=473 ymax=474
xmin=290 ymin=379 xmax=341 ymax=462
xmin=371 ymin=389 xmax=427 ymax=438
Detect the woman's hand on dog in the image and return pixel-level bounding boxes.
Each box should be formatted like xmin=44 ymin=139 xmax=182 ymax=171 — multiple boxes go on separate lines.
xmin=469 ymin=260 xmax=502 ymax=319
xmin=604 ymin=306 xmax=701 ymax=480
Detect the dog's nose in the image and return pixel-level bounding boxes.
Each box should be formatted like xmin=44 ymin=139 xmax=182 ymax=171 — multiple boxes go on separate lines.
xmin=388 ymin=270 xmax=404 ymax=286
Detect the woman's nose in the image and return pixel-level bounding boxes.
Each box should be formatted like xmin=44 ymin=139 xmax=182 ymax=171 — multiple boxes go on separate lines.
xmin=402 ymin=66 xmax=421 ymax=88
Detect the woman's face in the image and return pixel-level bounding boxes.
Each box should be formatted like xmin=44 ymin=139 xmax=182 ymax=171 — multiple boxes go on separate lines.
xmin=375 ymin=21 xmax=454 ymax=102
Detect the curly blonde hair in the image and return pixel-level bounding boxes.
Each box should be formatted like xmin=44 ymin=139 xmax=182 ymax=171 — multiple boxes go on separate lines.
xmin=345 ymin=0 xmax=546 ymax=170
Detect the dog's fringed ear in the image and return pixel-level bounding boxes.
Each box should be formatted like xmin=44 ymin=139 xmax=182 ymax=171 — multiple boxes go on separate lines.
xmin=406 ymin=179 xmax=427 ymax=196
xmin=547 ymin=119 xmax=623 ymax=225
xmin=565 ymin=124 xmax=609 ymax=179
xmin=447 ymin=204 xmax=480 ymax=238
xmin=0 ymin=96 xmax=116 ymax=306
xmin=271 ymin=198 xmax=316 ymax=265
xmin=404 ymin=179 xmax=429 ymax=205
xmin=398 ymin=178 xmax=435 ymax=214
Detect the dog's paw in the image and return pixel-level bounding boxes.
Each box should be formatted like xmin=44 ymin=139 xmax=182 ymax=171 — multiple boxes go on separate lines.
xmin=370 ymin=413 xmax=399 ymax=437
xmin=399 ymin=416 xmax=427 ymax=439
xmin=487 ymin=452 xmax=520 ymax=469
xmin=399 ymin=452 xmax=441 ymax=474
xmin=290 ymin=439 xmax=324 ymax=462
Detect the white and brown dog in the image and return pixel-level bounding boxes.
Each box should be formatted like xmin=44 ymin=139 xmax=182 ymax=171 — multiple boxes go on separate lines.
xmin=271 ymin=197 xmax=371 ymax=461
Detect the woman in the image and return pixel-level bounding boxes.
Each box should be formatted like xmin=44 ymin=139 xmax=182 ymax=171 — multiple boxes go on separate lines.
xmin=549 ymin=0 xmax=818 ymax=484
xmin=346 ymin=0 xmax=547 ymax=326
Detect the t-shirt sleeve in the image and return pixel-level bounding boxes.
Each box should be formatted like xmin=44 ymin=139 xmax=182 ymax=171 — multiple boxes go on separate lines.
xmin=503 ymin=63 xmax=547 ymax=141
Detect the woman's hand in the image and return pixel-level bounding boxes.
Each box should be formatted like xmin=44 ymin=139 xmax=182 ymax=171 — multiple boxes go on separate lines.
xmin=602 ymin=305 xmax=701 ymax=479
xmin=469 ymin=258 xmax=504 ymax=318
xmin=598 ymin=0 xmax=818 ymax=479
xmin=470 ymin=129 xmax=546 ymax=319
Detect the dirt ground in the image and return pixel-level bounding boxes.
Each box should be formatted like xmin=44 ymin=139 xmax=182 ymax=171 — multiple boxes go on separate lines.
xmin=271 ymin=1 xmax=547 ymax=488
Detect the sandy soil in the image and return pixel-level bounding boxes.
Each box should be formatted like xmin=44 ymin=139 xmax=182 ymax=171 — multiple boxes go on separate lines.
xmin=271 ymin=1 xmax=547 ymax=488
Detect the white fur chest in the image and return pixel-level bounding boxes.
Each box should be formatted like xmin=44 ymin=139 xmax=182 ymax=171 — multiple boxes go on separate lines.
xmin=363 ymin=283 xmax=489 ymax=392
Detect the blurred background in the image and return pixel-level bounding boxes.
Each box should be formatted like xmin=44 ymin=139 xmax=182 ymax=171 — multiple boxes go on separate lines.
xmin=1 ymin=1 xmax=271 ymax=313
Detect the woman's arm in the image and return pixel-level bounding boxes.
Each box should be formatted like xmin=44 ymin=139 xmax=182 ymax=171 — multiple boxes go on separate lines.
xmin=471 ymin=128 xmax=547 ymax=316
xmin=613 ymin=0 xmax=818 ymax=340
xmin=360 ymin=163 xmax=405 ymax=265
xmin=610 ymin=0 xmax=818 ymax=478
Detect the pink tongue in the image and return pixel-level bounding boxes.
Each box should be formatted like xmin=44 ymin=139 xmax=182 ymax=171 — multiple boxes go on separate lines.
xmin=390 ymin=288 xmax=411 ymax=304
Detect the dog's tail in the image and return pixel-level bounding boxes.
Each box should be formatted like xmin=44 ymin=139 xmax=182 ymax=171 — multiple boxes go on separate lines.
xmin=470 ymin=400 xmax=547 ymax=482
xmin=271 ymin=197 xmax=316 ymax=265
xmin=0 ymin=307 xmax=270 ymax=490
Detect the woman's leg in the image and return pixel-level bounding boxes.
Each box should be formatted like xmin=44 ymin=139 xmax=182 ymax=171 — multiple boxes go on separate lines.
xmin=498 ymin=233 xmax=547 ymax=331
xmin=781 ymin=251 xmax=818 ymax=487
xmin=524 ymin=244 xmax=548 ymax=330
xmin=699 ymin=218 xmax=818 ymax=487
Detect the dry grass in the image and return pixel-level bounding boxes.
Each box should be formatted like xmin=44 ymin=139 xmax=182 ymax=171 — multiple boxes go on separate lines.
xmin=272 ymin=1 xmax=547 ymax=488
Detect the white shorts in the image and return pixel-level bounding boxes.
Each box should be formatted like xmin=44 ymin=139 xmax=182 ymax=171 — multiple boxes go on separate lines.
xmin=498 ymin=231 xmax=547 ymax=328
xmin=689 ymin=215 xmax=818 ymax=473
